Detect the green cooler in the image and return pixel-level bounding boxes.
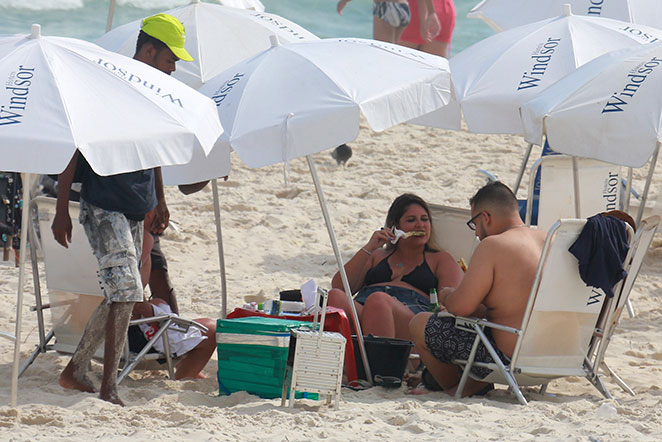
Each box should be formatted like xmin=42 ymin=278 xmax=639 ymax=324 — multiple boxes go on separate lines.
xmin=216 ymin=316 xmax=314 ymax=399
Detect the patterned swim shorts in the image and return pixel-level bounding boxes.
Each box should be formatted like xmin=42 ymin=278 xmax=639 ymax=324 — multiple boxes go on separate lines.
xmin=373 ymin=1 xmax=411 ymax=28
xmin=79 ymin=198 xmax=144 ymax=303
xmin=424 ymin=315 xmax=511 ymax=379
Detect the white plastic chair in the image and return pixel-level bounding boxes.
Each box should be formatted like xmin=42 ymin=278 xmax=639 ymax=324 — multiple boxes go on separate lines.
xmin=440 ymin=219 xmax=622 ymax=405
xmin=587 ymin=215 xmax=660 ymax=397
xmin=30 ymin=196 xmax=207 ymax=382
xmin=525 ymin=155 xmax=622 ymax=232
xmin=428 ymin=203 xmax=480 ymax=265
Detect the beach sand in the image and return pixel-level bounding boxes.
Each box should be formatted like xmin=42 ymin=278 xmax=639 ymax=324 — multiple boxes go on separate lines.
xmin=1 ymin=122 xmax=662 ymax=441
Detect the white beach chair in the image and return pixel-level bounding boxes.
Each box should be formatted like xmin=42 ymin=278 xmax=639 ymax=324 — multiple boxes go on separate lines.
xmin=440 ymin=218 xmax=622 ymax=405
xmin=28 ymin=196 xmax=207 ymax=383
xmin=428 ymin=203 xmax=479 ymax=265
xmin=525 ymin=155 xmax=621 ymax=232
xmin=587 ymin=215 xmax=660 ymax=397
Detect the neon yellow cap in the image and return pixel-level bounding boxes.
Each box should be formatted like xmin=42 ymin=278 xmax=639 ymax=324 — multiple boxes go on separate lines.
xmin=141 ymin=13 xmax=194 ymax=62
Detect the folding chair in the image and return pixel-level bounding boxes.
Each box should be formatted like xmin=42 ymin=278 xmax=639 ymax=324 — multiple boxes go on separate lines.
xmin=28 ymin=196 xmax=207 ymax=382
xmin=428 ymin=203 xmax=480 ymax=265
xmin=525 ymin=155 xmax=622 ymax=232
xmin=587 ymin=215 xmax=660 ymax=397
xmin=439 ymin=219 xmax=623 ymax=405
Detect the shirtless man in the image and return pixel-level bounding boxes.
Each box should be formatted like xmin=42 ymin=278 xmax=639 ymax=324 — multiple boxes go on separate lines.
xmin=409 ymin=181 xmax=547 ymax=396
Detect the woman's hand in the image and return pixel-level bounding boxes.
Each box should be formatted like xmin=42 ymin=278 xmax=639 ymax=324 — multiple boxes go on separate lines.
xmin=421 ymin=11 xmax=441 ymax=42
xmin=337 ymin=0 xmax=350 ymax=15
xmin=363 ymin=227 xmax=396 ymax=253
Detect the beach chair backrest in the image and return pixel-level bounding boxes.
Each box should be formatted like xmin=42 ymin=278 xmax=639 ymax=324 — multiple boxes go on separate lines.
xmin=513 ymin=219 xmax=606 ymax=376
xmin=428 ymin=203 xmax=480 ymax=264
xmin=612 ymin=215 xmax=660 ymax=324
xmin=526 ymin=156 xmax=621 ymax=232
xmin=34 ymin=196 xmax=104 ymax=354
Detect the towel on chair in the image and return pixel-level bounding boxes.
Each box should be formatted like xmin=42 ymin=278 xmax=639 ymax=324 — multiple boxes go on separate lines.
xmin=569 ymin=214 xmax=629 ymax=298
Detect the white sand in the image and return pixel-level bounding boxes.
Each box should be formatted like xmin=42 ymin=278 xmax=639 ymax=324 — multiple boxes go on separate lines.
xmin=1 ymin=122 xmax=662 ymax=441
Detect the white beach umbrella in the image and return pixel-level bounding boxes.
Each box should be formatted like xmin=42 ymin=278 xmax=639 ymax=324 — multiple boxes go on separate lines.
xmin=520 ymin=42 xmax=662 ymax=222
xmin=217 ymin=0 xmax=265 ymax=11
xmin=202 ymin=37 xmax=451 ymax=167
xmin=0 ymin=26 xmax=222 ymax=176
xmin=468 ymin=0 xmax=662 ymax=32
xmin=199 ymin=36 xmax=452 ymax=383
xmin=97 ymin=0 xmax=318 ymax=90
xmin=449 ymin=5 xmax=662 ymax=135
xmin=1 ymin=25 xmax=223 ymax=407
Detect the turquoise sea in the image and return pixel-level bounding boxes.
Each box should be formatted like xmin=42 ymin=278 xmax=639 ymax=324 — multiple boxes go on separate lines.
xmin=0 ymin=0 xmax=495 ymax=56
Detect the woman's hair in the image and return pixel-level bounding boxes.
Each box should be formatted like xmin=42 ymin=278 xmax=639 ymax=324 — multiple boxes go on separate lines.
xmin=384 ymin=193 xmax=440 ymax=251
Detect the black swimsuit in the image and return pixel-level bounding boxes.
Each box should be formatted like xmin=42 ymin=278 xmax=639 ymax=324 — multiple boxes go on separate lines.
xmin=363 ymin=250 xmax=439 ymax=294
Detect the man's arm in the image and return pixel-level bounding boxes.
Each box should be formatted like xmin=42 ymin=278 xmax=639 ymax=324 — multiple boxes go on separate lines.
xmin=440 ymin=239 xmax=495 ymax=316
xmin=151 ymin=167 xmax=169 ymax=234
xmin=51 ymin=151 xmax=79 ymax=248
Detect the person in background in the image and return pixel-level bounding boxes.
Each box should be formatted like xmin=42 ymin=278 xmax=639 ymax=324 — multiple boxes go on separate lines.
xmin=400 ymin=0 xmax=454 ymax=57
xmin=337 ymin=0 xmax=413 ymax=44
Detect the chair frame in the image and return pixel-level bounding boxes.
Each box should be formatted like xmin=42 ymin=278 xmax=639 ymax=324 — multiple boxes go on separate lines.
xmin=19 ymin=196 xmax=208 ymax=383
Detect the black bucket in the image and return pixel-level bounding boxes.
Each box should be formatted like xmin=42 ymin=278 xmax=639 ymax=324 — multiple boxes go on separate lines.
xmin=352 ymin=335 xmax=414 ymax=383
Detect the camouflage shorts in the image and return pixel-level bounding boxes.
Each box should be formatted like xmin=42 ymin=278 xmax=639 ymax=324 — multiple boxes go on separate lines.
xmin=79 ymin=199 xmax=144 ymax=303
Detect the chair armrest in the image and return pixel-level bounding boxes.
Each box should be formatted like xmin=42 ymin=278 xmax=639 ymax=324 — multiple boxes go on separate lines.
xmin=437 ymin=312 xmax=521 ymax=335
xmin=130 ymin=314 xmax=209 ymax=333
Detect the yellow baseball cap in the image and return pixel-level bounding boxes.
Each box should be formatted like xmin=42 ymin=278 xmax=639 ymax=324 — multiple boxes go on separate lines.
xmin=141 ymin=13 xmax=194 ymax=62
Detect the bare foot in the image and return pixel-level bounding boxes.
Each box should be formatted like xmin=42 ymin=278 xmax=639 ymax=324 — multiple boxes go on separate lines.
xmin=406 ymin=385 xmax=433 ymax=395
xmin=176 ymin=371 xmax=208 ymax=380
xmin=59 ymin=363 xmax=97 ymax=393
xmin=99 ymin=388 xmax=125 ymax=407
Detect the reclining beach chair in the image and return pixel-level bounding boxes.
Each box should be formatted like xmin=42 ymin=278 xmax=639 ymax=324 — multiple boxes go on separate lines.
xmin=30 ymin=196 xmax=207 ymax=383
xmin=587 ymin=215 xmax=660 ymax=397
xmin=525 ymin=155 xmax=621 ymax=232
xmin=439 ymin=218 xmax=630 ymax=405
xmin=428 ymin=203 xmax=480 ymax=265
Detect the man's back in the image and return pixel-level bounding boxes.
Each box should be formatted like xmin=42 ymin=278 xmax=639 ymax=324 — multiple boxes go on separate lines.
xmin=479 ymin=226 xmax=547 ymax=356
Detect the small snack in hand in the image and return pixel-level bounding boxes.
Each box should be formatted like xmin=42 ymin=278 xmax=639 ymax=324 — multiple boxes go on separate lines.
xmin=458 ymin=258 xmax=468 ymax=272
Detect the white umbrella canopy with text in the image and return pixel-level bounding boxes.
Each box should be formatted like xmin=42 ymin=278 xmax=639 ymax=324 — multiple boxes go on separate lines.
xmin=469 ymin=0 xmax=662 ymax=33
xmin=520 ymin=42 xmax=662 ymax=222
xmin=0 ymin=25 xmax=222 ymax=176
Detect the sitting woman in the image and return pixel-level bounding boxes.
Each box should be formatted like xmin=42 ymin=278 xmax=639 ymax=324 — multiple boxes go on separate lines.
xmin=328 ymin=193 xmax=463 ymax=341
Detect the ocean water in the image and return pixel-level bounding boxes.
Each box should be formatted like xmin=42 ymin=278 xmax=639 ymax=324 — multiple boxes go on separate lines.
xmin=0 ymin=0 xmax=495 ymax=56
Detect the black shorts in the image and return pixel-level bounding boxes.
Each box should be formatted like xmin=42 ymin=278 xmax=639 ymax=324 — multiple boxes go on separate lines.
xmin=424 ymin=315 xmax=511 ymax=379
xmin=150 ymin=233 xmax=168 ymax=272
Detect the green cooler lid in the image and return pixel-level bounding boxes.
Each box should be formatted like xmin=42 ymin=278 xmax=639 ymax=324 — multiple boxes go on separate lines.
xmin=217 ymin=316 xmax=313 ymax=335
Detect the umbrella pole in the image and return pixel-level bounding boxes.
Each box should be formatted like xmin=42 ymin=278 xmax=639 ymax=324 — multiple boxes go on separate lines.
xmin=212 ymin=179 xmax=228 ymax=319
xmin=513 ymin=143 xmax=533 ymax=195
xmin=305 ymin=154 xmax=373 ymax=385
xmin=623 ymin=167 xmax=633 ymax=212
xmin=636 ymin=142 xmax=660 ymax=226
xmin=11 ymin=173 xmax=32 ymax=407
xmin=572 ymin=157 xmax=581 ymax=218
xmin=106 ymin=0 xmax=117 ymax=32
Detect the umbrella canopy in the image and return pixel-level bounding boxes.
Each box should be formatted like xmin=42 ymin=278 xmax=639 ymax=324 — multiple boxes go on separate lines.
xmin=199 ymin=37 xmax=452 ymax=168
xmin=96 ymin=0 xmax=318 ymax=90
xmin=521 ymin=42 xmax=662 ymax=169
xmin=0 ymin=25 xmax=222 ymax=176
xmin=447 ymin=5 xmax=662 ymax=135
xmin=217 ymin=0 xmax=265 ymax=11
xmin=469 ymin=0 xmax=662 ymax=32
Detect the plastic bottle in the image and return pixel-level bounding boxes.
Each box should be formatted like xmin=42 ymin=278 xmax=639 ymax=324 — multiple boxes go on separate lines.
xmin=429 ymin=288 xmax=440 ymax=313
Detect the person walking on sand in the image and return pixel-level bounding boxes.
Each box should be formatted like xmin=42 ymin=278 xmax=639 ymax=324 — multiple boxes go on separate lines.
xmin=409 ymin=182 xmax=546 ymax=396
xmin=52 ymin=14 xmax=195 ymax=406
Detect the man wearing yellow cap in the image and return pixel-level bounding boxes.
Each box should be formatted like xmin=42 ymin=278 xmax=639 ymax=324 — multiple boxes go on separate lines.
xmin=53 ymin=14 xmax=194 ymax=406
